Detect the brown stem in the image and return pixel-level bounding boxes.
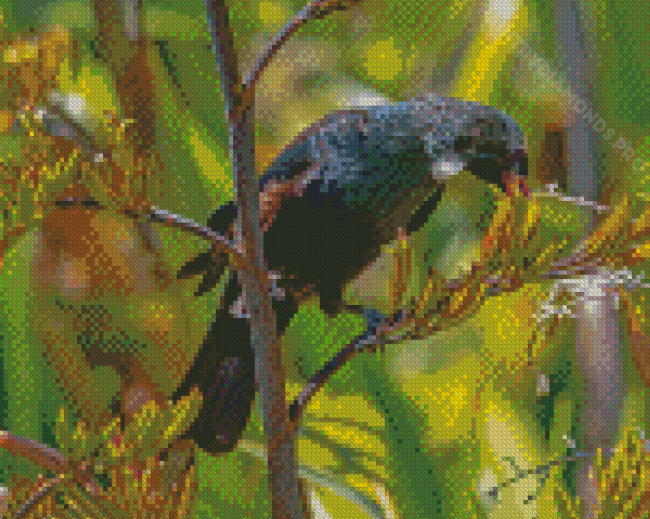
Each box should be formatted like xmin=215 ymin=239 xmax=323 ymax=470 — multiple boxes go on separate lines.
xmin=573 ymin=283 xmax=623 ymax=519
xmin=243 ymin=0 xmax=359 ymax=90
xmin=554 ymin=0 xmax=601 ymax=236
xmin=92 ymin=0 xmax=157 ymax=157
xmin=289 ymin=309 xmax=405 ymax=423
xmin=0 ymin=431 xmax=119 ymax=519
xmin=205 ymin=0 xmax=243 ymax=119
xmin=0 ymin=432 xmax=66 ymax=473
xmin=14 ymin=475 xmax=62 ymax=519
xmin=205 ymin=0 xmax=307 ymax=516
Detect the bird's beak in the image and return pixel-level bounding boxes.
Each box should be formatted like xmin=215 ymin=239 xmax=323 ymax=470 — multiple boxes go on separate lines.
xmin=503 ymin=171 xmax=532 ymax=200
xmin=504 ymin=149 xmax=532 ymax=200
xmin=517 ymin=174 xmax=532 ymax=200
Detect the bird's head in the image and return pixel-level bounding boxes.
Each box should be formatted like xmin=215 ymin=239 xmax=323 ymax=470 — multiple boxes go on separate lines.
xmin=407 ymin=94 xmax=531 ymax=199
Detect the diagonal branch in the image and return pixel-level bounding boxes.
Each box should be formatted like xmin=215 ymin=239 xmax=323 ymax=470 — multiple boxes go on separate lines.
xmin=0 ymin=431 xmax=119 ymax=519
xmin=289 ymin=309 xmax=407 ymax=423
xmin=243 ymin=0 xmax=359 ymax=90
xmin=13 ymin=475 xmax=63 ymax=519
xmin=0 ymin=432 xmax=67 ymax=474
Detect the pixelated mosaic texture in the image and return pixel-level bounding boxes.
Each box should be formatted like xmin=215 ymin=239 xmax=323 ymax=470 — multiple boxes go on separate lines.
xmin=0 ymin=0 xmax=647 ymax=517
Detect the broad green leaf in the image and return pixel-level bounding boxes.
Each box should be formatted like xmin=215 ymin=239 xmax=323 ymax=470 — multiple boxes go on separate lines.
xmin=399 ymin=353 xmax=482 ymax=447
xmin=195 ymin=445 xmax=271 ymax=518
xmin=452 ymin=1 xmax=529 ymax=104
xmin=0 ymin=231 xmax=41 ymax=441
xmin=479 ymin=386 xmax=544 ymax=519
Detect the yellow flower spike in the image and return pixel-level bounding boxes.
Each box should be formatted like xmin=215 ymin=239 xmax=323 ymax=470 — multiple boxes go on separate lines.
xmin=517 ymin=194 xmax=540 ymax=251
xmin=585 ymin=193 xmax=628 ymax=257
xmin=389 ymin=228 xmax=411 ymax=315
xmin=163 ymin=387 xmax=201 ymax=442
xmin=593 ymin=428 xmax=650 ymax=517
xmin=72 ymin=420 xmax=89 ymax=452
xmin=413 ymin=266 xmax=445 ymax=322
xmin=628 ymin=241 xmax=650 ymax=264
xmin=62 ymin=485 xmax=129 ymax=519
xmin=422 ymin=199 xmax=520 ymax=329
xmin=629 ymin=204 xmax=650 ymax=241
xmin=55 ymin=406 xmax=76 ymax=457
xmin=502 ymin=196 xmax=519 ymax=253
xmin=99 ymin=416 xmax=124 ymax=460
xmin=533 ymin=238 xmax=569 ymax=269
xmin=122 ymin=387 xmax=201 ymax=463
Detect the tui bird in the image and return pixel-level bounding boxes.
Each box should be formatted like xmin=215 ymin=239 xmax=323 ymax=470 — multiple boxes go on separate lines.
xmin=174 ymin=94 xmax=529 ymax=452
xmin=179 ymin=94 xmax=529 ymax=331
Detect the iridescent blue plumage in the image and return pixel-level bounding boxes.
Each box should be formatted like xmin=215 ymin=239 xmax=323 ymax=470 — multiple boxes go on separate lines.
xmin=260 ymin=96 xmax=526 ymax=223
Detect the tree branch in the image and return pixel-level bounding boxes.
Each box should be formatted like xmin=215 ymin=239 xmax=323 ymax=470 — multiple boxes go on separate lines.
xmin=0 ymin=432 xmax=66 ymax=474
xmin=13 ymin=475 xmax=63 ymax=519
xmin=554 ymin=0 xmax=601 ymax=235
xmin=204 ymin=1 xmax=306 ymax=517
xmin=289 ymin=309 xmax=406 ymax=423
xmin=573 ymin=277 xmax=624 ymax=519
xmin=204 ymin=0 xmax=242 ymax=119
xmin=204 ymin=0 xmax=364 ymax=513
xmin=91 ymin=0 xmax=157 ymax=157
xmin=0 ymin=431 xmax=119 ymax=519
xmin=146 ymin=207 xmax=235 ymax=244
xmin=243 ymin=0 xmax=359 ymax=90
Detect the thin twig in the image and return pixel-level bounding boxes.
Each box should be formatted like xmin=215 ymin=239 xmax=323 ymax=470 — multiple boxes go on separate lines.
xmin=146 ymin=207 xmax=232 ymax=244
xmin=0 ymin=431 xmax=118 ymax=519
xmin=243 ymin=0 xmax=359 ymax=90
xmin=491 ymin=449 xmax=618 ymax=497
xmin=0 ymin=432 xmax=66 ymax=473
xmin=289 ymin=309 xmax=406 ymax=422
xmin=14 ymin=475 xmax=63 ymax=519
xmin=535 ymin=184 xmax=610 ymax=213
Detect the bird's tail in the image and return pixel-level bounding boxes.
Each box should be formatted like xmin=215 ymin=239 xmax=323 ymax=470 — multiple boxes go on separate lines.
xmin=171 ymin=270 xmax=256 ymax=454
